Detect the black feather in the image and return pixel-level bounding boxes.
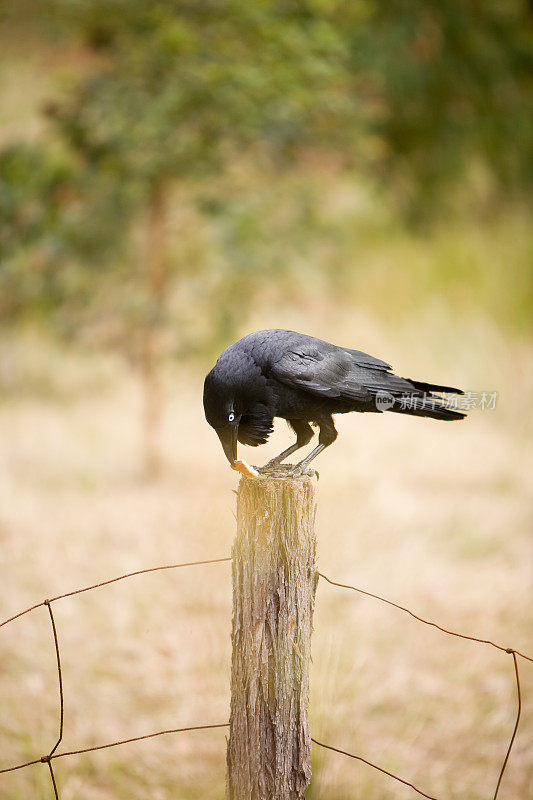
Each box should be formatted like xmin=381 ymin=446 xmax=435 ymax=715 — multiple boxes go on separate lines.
xmin=409 ymin=379 xmax=465 ymax=396
xmin=237 ymin=404 xmax=274 ymax=446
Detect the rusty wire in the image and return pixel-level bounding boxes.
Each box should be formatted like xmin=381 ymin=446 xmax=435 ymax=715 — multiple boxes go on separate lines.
xmin=0 ymin=557 xmax=232 ymax=629
xmin=311 ymin=738 xmax=440 ymax=800
xmin=0 ymin=556 xmax=232 ymax=799
xmin=318 ymin=571 xmax=533 ymax=663
xmin=317 ymin=572 xmax=528 ymax=800
xmin=0 ymin=725 xmax=231 ymax=800
xmin=0 ymin=557 xmax=530 ymax=800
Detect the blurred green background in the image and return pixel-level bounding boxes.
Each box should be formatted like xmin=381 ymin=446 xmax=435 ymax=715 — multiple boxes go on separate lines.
xmin=2 ymin=0 xmax=532 ymax=474
xmin=1 ymin=3 xmax=532 ymax=799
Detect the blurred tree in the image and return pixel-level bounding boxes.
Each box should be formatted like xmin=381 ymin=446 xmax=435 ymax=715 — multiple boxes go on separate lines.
xmin=1 ymin=0 xmax=532 ymax=473
xmin=1 ymin=0 xmax=358 ymax=475
xmin=347 ymin=0 xmax=533 ymax=219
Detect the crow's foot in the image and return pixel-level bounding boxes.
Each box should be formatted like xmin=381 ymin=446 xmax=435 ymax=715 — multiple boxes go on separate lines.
xmin=256 ymin=462 xmax=318 ymax=479
xmin=262 ymin=457 xmax=284 ymax=470
xmin=290 ymin=464 xmax=319 ymax=479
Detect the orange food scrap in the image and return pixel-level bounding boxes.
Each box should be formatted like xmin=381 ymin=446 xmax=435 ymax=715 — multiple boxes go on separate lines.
xmin=231 ymin=459 xmax=259 ymax=479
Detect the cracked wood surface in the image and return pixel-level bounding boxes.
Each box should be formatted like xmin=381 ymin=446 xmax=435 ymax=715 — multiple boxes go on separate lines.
xmin=227 ymin=475 xmax=317 ymax=800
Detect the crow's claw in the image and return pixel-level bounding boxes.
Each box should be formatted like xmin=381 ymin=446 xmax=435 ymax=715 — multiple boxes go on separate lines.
xmin=263 ymin=457 xmax=283 ymax=470
xmin=291 ymin=464 xmax=319 ymax=479
xmin=256 ymin=462 xmax=318 ymax=479
xmin=256 ymin=462 xmax=293 ymax=476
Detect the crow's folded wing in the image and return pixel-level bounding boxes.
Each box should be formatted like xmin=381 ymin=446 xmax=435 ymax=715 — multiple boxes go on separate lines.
xmin=269 ymin=345 xmax=385 ymax=401
xmin=345 ymin=348 xmax=391 ymax=371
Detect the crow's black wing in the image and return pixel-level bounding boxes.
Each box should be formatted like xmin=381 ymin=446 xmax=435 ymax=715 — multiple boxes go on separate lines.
xmin=269 ymin=342 xmax=391 ymax=401
xmin=269 ymin=338 xmax=465 ymax=421
xmin=345 ymin=347 xmax=391 ymax=371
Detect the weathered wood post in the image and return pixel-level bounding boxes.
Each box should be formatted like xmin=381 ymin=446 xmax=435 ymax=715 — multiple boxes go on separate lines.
xmin=227 ymin=474 xmax=317 ymax=800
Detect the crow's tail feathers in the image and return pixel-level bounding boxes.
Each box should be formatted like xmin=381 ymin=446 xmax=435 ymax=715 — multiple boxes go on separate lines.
xmin=385 ymin=377 xmax=467 ymax=420
xmin=408 ymin=378 xmax=465 ymax=396
xmin=389 ymin=384 xmax=465 ymax=420
xmin=368 ymin=375 xmax=466 ymax=420
xmin=389 ymin=400 xmax=466 ymax=421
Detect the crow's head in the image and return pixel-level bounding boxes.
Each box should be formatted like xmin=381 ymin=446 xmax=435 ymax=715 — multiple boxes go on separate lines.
xmin=203 ymin=370 xmax=241 ymax=466
xmin=203 ymin=359 xmax=274 ymax=466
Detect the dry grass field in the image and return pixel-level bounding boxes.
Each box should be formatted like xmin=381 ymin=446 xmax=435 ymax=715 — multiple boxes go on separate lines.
xmin=1 ymin=311 xmax=531 ymax=800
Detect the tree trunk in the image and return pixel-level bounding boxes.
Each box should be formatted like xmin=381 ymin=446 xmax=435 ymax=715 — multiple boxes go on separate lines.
xmin=227 ymin=475 xmax=317 ymax=800
xmin=140 ymin=180 xmax=168 ymax=478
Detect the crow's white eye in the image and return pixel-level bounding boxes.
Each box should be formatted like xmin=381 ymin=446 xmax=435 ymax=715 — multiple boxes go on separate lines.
xmin=228 ymin=412 xmax=235 ymax=423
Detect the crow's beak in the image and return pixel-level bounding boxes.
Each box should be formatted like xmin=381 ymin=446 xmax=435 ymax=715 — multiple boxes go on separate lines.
xmin=217 ymin=425 xmax=237 ymax=466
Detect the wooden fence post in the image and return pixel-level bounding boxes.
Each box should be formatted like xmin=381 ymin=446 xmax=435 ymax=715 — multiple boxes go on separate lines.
xmin=227 ymin=474 xmax=317 ymax=800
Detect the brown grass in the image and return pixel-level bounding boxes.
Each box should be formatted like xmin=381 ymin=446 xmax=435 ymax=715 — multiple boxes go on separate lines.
xmin=0 ymin=316 xmax=532 ymax=799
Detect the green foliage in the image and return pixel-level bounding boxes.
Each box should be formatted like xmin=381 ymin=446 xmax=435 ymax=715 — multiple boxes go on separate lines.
xmin=46 ymin=0 xmax=357 ymax=183
xmin=347 ymin=0 xmax=533 ymax=216
xmin=0 ymin=143 xmax=134 ymax=330
xmin=1 ymin=0 xmax=532 ymax=340
xmin=47 ymin=0 xmax=532 ymax=204
xmin=0 ymin=144 xmax=75 ymax=323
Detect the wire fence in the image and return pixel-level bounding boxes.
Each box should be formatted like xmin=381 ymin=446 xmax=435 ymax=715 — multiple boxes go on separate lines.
xmin=0 ymin=556 xmax=530 ymax=800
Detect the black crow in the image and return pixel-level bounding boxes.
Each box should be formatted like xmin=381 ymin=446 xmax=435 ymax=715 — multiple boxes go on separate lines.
xmin=203 ymin=329 xmax=466 ymax=475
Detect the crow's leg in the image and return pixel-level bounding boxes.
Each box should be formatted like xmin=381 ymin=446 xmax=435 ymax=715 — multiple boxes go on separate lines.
xmin=263 ymin=420 xmax=314 ymax=468
xmin=292 ymin=416 xmax=337 ymax=475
